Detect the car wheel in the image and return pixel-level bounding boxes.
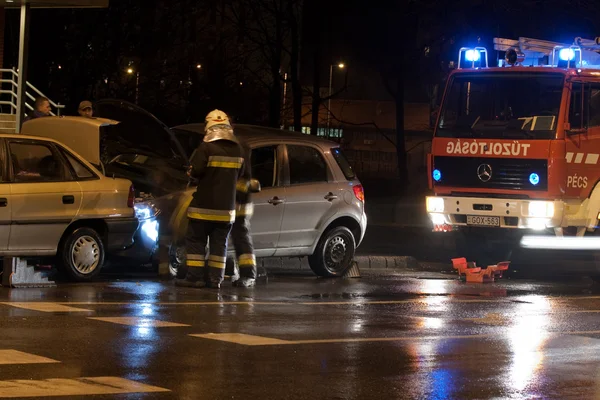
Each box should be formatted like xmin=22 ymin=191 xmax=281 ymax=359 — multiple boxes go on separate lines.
xmin=60 ymin=227 xmax=105 ymax=282
xmin=168 ymin=241 xmax=187 ymax=279
xmin=308 ymin=226 xmax=356 ymax=277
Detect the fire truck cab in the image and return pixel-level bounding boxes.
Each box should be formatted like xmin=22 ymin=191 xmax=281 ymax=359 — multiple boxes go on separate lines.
xmin=426 ymin=36 xmax=600 ymax=263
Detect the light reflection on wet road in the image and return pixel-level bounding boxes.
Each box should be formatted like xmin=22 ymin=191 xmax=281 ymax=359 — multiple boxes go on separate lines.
xmin=2 ymin=270 xmax=600 ymax=399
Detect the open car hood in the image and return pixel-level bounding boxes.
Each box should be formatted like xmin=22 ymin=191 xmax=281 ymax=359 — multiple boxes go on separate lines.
xmin=94 ymin=99 xmax=188 ymax=162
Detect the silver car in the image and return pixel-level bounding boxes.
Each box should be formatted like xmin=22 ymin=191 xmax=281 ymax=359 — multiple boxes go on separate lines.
xmin=161 ymin=123 xmax=368 ymax=277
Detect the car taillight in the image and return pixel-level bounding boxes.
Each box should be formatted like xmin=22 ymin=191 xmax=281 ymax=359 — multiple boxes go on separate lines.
xmin=353 ymin=184 xmax=364 ymax=202
xmin=127 ymin=185 xmax=135 ymax=208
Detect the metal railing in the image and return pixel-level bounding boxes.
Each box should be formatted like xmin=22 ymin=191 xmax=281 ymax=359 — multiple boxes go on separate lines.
xmin=0 ymin=68 xmax=65 ymax=118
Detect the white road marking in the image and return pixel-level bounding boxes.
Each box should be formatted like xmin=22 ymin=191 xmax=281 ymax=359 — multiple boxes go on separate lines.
xmin=87 ymin=317 xmax=189 ymax=327
xmin=191 ymin=333 xmax=292 ymax=345
xmin=0 ymin=302 xmax=92 ymax=313
xmin=0 ymin=350 xmax=59 ymax=365
xmin=0 ymin=376 xmax=169 ymax=398
xmin=191 ymin=329 xmax=600 ymax=346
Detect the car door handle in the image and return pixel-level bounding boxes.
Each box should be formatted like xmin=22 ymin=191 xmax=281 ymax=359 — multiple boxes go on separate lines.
xmin=62 ymin=195 xmax=75 ymax=205
xmin=268 ymin=197 xmax=284 ymax=205
xmin=324 ymin=192 xmax=338 ymax=201
xmin=0 ymin=198 xmax=6 ymax=207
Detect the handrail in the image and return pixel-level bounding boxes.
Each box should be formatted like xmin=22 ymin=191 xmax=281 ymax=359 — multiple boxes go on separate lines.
xmin=0 ymin=68 xmax=63 ymax=119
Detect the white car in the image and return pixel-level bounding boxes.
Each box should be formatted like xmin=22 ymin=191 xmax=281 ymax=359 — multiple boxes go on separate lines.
xmin=0 ymin=133 xmax=139 ymax=281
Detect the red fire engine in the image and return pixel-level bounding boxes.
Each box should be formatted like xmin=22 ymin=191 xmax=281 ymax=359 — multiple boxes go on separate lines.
xmin=426 ymin=36 xmax=600 ymax=264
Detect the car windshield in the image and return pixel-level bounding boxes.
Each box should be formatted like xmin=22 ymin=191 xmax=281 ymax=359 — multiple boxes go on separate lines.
xmin=437 ymin=72 xmax=565 ymax=140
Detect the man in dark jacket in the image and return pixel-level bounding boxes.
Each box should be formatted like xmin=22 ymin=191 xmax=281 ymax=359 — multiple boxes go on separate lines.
xmin=23 ymin=96 xmax=51 ymax=123
xmin=176 ymin=109 xmax=245 ymax=289
xmin=232 ymin=142 xmax=260 ymax=288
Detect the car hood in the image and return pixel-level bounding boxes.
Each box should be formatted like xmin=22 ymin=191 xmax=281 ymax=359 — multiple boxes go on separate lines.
xmin=95 ymin=99 xmax=188 ymax=162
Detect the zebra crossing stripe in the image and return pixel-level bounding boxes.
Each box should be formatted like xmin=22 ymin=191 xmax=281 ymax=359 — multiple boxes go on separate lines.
xmin=0 ymin=376 xmax=169 ymax=397
xmin=0 ymin=302 xmax=92 ymax=313
xmin=0 ymin=350 xmax=59 ymax=365
xmin=88 ymin=317 xmax=189 ymax=327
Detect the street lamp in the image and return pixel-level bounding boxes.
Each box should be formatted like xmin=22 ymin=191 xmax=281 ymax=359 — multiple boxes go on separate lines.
xmin=327 ymin=62 xmax=345 ymax=137
xmin=127 ymin=67 xmax=140 ymax=104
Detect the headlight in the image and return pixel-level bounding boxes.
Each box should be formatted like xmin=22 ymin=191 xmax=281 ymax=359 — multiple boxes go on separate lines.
xmin=134 ymin=201 xmax=161 ymax=220
xmin=141 ymin=220 xmax=159 ymax=243
xmin=524 ymin=201 xmax=554 ymax=218
xmin=426 ymin=197 xmax=444 ymax=213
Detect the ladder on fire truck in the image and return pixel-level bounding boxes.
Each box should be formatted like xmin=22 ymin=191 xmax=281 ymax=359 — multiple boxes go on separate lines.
xmin=459 ymin=36 xmax=600 ymax=69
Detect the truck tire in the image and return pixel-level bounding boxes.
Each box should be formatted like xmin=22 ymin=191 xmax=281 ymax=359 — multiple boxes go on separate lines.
xmin=59 ymin=227 xmax=105 ymax=282
xmin=308 ymin=226 xmax=356 ymax=277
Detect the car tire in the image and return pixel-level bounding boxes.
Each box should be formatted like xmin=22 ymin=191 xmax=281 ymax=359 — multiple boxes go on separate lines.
xmin=308 ymin=226 xmax=356 ymax=277
xmin=59 ymin=227 xmax=105 ymax=282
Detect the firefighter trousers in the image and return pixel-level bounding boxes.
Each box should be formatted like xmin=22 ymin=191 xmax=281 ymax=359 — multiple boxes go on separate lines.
xmin=231 ymin=216 xmax=257 ymax=279
xmin=185 ymin=219 xmax=232 ymax=285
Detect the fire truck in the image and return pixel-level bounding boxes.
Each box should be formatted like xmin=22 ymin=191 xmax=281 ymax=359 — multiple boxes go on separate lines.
xmin=426 ymin=36 xmax=600 ymax=265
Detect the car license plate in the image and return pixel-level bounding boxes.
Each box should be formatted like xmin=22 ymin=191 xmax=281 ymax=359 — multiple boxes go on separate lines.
xmin=466 ymin=215 xmax=500 ymax=227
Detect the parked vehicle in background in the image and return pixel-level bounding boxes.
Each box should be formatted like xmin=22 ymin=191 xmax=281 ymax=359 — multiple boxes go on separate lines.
xmin=0 ymin=133 xmax=138 ymax=281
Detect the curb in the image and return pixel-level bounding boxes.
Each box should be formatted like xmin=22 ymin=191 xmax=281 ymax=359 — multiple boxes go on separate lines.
xmin=254 ymin=256 xmax=452 ymax=273
xmin=352 ymin=255 xmax=451 ymax=272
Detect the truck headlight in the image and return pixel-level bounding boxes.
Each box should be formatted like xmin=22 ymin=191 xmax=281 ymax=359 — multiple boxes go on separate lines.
xmin=524 ymin=201 xmax=554 ymax=218
xmin=426 ymin=197 xmax=445 ymax=213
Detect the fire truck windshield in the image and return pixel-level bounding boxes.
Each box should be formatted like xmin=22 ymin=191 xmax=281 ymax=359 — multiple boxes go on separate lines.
xmin=436 ymin=72 xmax=564 ymax=140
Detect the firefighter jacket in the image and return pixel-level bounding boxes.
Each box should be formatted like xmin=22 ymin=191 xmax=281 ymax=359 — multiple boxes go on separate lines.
xmin=235 ymin=142 xmax=254 ymax=218
xmin=187 ymin=125 xmax=245 ymax=224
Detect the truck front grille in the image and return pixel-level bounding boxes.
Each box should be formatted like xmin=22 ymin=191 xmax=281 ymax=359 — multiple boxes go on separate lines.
xmin=434 ymin=156 xmax=548 ymax=191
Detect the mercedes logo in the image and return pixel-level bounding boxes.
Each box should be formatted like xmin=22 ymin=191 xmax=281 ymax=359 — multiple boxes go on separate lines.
xmin=477 ymin=164 xmax=493 ymax=182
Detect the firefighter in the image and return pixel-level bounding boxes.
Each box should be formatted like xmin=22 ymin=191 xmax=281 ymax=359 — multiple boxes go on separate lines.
xmin=232 ymin=142 xmax=260 ymax=288
xmin=175 ymin=109 xmax=245 ymax=289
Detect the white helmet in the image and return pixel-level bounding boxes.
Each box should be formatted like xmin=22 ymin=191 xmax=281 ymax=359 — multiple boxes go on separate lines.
xmin=205 ymin=109 xmax=231 ymax=131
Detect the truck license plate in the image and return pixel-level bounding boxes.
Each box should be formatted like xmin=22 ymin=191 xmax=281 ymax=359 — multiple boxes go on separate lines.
xmin=466 ymin=215 xmax=500 ymax=227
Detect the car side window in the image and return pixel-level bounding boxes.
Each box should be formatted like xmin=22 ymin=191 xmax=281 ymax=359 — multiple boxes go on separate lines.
xmin=287 ymin=145 xmax=328 ymax=185
xmin=9 ymin=141 xmax=69 ymax=183
xmin=251 ymin=146 xmax=277 ymax=188
xmin=62 ymin=150 xmax=96 ymax=179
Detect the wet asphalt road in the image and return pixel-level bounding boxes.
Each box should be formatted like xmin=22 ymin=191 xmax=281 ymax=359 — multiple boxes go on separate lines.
xmin=3 ymin=268 xmax=600 ymax=399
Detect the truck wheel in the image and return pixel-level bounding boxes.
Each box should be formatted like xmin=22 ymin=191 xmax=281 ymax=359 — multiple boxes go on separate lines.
xmin=308 ymin=226 xmax=356 ymax=277
xmin=59 ymin=227 xmax=105 ymax=282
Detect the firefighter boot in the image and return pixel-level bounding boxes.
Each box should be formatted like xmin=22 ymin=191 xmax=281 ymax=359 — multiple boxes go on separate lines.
xmin=205 ymin=223 xmax=232 ymax=289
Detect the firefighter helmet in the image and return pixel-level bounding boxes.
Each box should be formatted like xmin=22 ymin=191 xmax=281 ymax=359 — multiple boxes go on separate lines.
xmin=205 ymin=109 xmax=231 ymax=131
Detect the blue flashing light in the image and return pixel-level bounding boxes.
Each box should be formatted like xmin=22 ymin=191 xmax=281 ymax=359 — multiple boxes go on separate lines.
xmin=433 ymin=169 xmax=442 ymax=182
xmin=465 ymin=49 xmax=480 ymax=62
xmin=529 ymin=173 xmax=540 ymax=186
xmin=559 ymin=48 xmax=575 ymax=61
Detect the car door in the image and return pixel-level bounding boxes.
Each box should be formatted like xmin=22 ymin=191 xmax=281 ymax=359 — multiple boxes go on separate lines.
xmin=248 ymin=144 xmax=285 ymax=256
xmin=8 ymin=139 xmax=83 ymax=253
xmin=276 ymin=144 xmax=336 ymax=250
xmin=0 ymin=139 xmax=11 ymax=251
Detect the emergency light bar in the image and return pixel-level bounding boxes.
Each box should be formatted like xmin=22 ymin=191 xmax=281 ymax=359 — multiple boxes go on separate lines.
xmin=457 ymin=47 xmax=489 ymax=69
xmin=491 ymin=36 xmax=600 ymax=69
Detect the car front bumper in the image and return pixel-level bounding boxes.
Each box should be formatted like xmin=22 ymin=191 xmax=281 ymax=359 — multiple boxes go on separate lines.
xmin=107 ymin=216 xmax=159 ymax=265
